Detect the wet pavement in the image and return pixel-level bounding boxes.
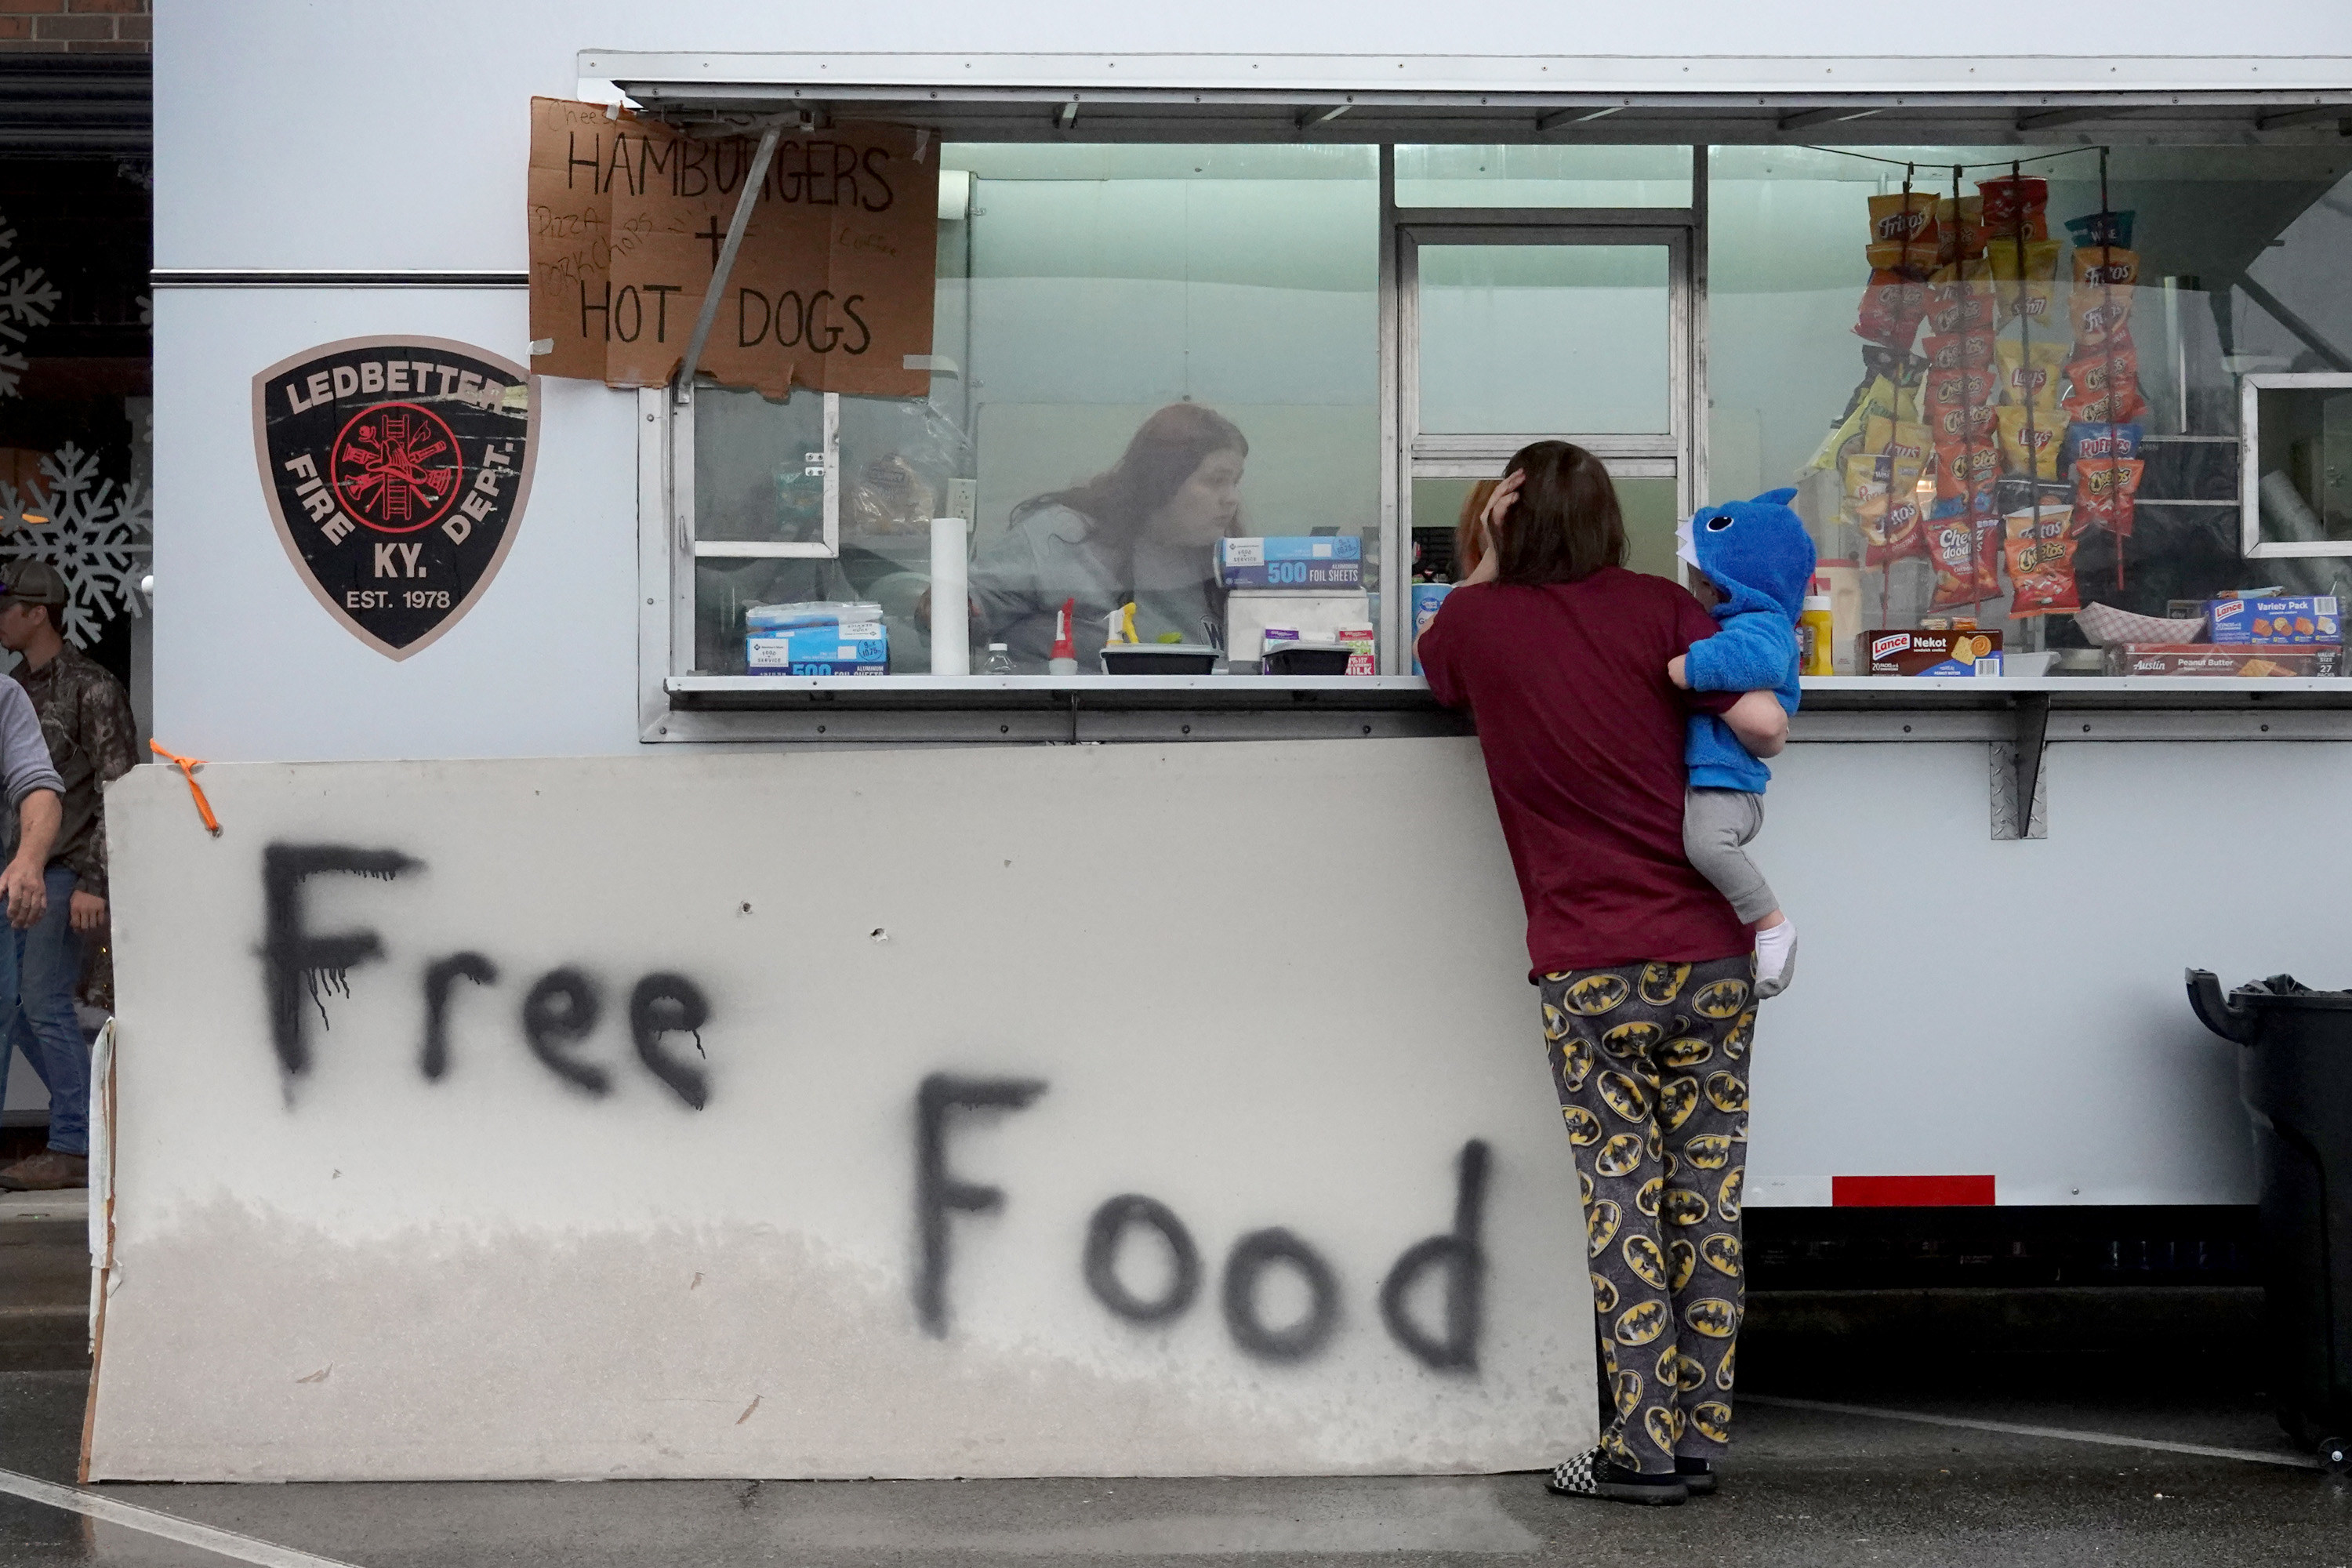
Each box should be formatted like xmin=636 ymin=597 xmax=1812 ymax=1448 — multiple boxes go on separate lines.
xmin=4 ymin=1346 xmax=2350 ymax=1568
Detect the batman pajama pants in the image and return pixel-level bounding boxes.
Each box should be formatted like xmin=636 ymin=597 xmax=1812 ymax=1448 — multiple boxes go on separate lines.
xmin=1540 ymin=955 xmax=1755 ymax=1476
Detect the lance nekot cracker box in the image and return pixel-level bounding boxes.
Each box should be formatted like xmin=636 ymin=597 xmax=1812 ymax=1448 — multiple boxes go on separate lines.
xmin=2103 ymin=644 xmax=2344 ymax=678
xmin=1862 ymin=629 xmax=2005 ymax=676
xmin=2205 ymin=596 xmax=2341 ymax=645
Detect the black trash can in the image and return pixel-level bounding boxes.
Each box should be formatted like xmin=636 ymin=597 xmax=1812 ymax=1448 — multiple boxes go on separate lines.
xmin=2187 ymin=969 xmax=2352 ymax=1472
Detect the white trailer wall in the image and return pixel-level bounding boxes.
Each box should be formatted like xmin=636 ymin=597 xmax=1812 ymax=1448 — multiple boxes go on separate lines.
xmin=146 ymin=2 xmax=2352 ymax=1189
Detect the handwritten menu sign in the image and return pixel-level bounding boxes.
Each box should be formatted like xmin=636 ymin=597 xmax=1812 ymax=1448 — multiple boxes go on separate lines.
xmin=526 ymin=97 xmax=939 ymax=400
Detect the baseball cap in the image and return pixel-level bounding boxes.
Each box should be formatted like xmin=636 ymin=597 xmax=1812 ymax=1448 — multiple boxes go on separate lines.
xmin=0 ymin=562 xmax=67 ymax=609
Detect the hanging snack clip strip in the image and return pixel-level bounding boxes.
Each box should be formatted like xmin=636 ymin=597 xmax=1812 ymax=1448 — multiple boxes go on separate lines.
xmin=2011 ymin=158 xmax=2041 ymax=619
xmin=2100 ymin=147 xmax=2126 ymax=591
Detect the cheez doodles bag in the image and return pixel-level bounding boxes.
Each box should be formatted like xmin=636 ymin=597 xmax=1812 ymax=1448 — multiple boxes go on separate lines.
xmin=1926 ymin=506 xmax=2004 ymax=612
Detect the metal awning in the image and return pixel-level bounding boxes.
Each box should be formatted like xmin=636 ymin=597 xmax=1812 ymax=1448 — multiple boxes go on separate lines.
xmin=589 ymin=51 xmax=2352 ymax=146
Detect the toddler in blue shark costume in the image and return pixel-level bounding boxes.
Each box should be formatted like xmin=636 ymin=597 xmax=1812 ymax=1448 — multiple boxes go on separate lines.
xmin=1667 ymin=487 xmax=1814 ymax=1000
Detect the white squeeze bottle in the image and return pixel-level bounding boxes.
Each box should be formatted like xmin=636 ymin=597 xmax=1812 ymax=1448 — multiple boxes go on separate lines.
xmin=1047 ymin=597 xmax=1079 ymax=676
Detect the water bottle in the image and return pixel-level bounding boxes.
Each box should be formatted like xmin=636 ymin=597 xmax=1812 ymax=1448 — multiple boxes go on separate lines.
xmin=982 ymin=642 xmax=1015 ymax=676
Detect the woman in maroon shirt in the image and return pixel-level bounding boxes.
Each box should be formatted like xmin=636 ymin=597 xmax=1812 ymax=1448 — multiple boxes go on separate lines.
xmin=1418 ymin=441 xmax=1788 ymax=1508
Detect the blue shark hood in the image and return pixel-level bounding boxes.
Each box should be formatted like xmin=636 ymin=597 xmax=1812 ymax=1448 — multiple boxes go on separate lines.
xmin=1675 ymin=487 xmax=1818 ymax=622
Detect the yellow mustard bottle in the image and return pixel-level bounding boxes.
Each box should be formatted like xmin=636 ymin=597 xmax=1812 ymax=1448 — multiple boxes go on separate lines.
xmin=1798 ymin=594 xmax=1835 ymax=677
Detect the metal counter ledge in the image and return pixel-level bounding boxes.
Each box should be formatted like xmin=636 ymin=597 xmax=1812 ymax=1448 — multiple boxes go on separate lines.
xmin=654 ymin=673 xmax=2352 ymax=745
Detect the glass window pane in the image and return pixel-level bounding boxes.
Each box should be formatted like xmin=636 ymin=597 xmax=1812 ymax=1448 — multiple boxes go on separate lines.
xmin=691 ymin=143 xmax=1380 ymax=677
xmin=1417 ymin=244 xmax=1671 ymax=434
xmin=2254 ymin=383 xmax=2352 ymax=548
xmin=1408 ymin=474 xmax=1681 ymax=585
xmin=1707 ymin=143 xmax=2352 ymax=673
xmin=695 ymin=386 xmax=826 ymax=546
xmin=1396 ymin=144 xmax=1692 ymax=209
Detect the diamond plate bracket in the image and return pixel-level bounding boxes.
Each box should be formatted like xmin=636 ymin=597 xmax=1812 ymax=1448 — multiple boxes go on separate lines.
xmin=1989 ymin=693 xmax=2052 ymax=840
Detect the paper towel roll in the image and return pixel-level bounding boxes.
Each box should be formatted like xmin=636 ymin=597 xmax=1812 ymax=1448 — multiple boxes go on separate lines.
xmin=930 ymin=516 xmax=970 ymax=675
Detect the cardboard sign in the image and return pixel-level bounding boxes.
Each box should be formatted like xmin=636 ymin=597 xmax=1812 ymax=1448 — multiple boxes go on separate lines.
xmin=526 ymin=97 xmax=938 ymax=400
xmin=252 ymin=336 xmax=538 ymax=660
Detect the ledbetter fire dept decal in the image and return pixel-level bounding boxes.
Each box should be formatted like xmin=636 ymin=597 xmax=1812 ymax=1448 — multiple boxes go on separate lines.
xmin=252 ymin=336 xmax=539 ymax=659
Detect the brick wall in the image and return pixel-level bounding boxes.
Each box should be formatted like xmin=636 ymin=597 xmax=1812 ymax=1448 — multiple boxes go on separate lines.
xmin=0 ymin=0 xmax=153 ymax=52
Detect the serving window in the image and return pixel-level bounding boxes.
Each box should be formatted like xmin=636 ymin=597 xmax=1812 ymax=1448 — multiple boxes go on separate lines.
xmin=656 ymin=123 xmax=2352 ymax=711
xmin=681 ymin=143 xmax=1381 ymax=679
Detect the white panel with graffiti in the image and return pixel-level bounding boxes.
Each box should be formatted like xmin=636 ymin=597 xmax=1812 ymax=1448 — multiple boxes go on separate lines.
xmin=86 ymin=739 xmax=1598 ymax=1481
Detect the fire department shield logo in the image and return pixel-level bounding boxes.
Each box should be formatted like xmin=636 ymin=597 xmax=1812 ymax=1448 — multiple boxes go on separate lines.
xmin=252 ymin=336 xmax=539 ymax=659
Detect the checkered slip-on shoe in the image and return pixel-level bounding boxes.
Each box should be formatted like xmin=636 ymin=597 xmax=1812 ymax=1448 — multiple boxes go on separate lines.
xmin=1546 ymin=1446 xmax=1690 ymax=1505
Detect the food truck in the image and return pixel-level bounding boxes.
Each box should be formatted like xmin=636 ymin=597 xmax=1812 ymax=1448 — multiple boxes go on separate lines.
xmin=33 ymin=3 xmax=2352 ymax=1481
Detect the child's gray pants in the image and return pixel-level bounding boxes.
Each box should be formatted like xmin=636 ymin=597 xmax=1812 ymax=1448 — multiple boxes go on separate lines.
xmin=1683 ymin=786 xmax=1775 ymax=924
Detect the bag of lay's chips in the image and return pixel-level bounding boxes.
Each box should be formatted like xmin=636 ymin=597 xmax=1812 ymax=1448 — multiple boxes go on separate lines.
xmin=1804 ymin=399 xmax=1870 ymax=474
xmin=1806 ymin=362 xmax=1899 ymax=470
xmin=1996 ymin=404 xmax=2063 ymax=479
xmin=1922 ymin=327 xmax=1997 ymax=372
xmin=1987 ymin=238 xmax=2065 ymax=329
xmin=1842 ymin=452 xmax=1892 ymax=530
xmin=1936 ymin=195 xmax=1987 ymax=263
xmin=1977 ymin=174 xmax=2049 ymax=239
xmin=1864 ymin=415 xmax=1934 ymax=466
xmin=2062 ymin=419 xmax=2143 ymax=474
xmin=2003 ymin=506 xmax=2082 ymax=617
xmin=1925 ymin=503 xmax=2005 ymax=612
xmin=2072 ymin=456 xmax=2145 ymax=539
xmin=1996 ymin=339 xmax=2067 ymax=409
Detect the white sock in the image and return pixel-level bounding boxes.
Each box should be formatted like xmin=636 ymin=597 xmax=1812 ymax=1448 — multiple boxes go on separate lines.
xmin=1754 ymin=916 xmax=1798 ymax=1000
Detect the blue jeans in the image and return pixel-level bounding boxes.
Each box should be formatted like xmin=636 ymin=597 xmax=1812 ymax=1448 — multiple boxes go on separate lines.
xmin=0 ymin=866 xmax=86 ymax=1156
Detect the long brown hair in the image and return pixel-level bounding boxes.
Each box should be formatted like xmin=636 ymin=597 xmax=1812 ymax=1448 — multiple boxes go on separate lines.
xmin=1014 ymin=402 xmax=1248 ymax=552
xmin=1491 ymin=441 xmax=1625 ymax=586
xmin=1452 ymin=478 xmax=1499 ymax=581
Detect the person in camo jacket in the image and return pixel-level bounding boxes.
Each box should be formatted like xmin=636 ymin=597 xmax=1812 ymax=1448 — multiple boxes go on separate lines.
xmin=0 ymin=563 xmax=134 ymax=1192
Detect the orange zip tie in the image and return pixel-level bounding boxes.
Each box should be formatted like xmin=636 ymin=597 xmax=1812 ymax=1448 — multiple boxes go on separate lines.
xmin=148 ymin=740 xmax=221 ymax=837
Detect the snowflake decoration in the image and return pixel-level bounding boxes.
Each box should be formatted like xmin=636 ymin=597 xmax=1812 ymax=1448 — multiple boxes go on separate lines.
xmin=0 ymin=211 xmax=60 ymax=401
xmin=0 ymin=444 xmax=152 ymax=648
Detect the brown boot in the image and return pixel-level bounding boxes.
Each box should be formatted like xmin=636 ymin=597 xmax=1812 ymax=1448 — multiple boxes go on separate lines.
xmin=0 ymin=1150 xmax=88 ymax=1191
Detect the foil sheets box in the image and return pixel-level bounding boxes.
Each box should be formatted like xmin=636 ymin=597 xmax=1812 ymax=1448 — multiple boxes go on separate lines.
xmin=745 ymin=615 xmax=888 ymax=675
xmin=1217 ymin=535 xmax=1363 ymax=590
